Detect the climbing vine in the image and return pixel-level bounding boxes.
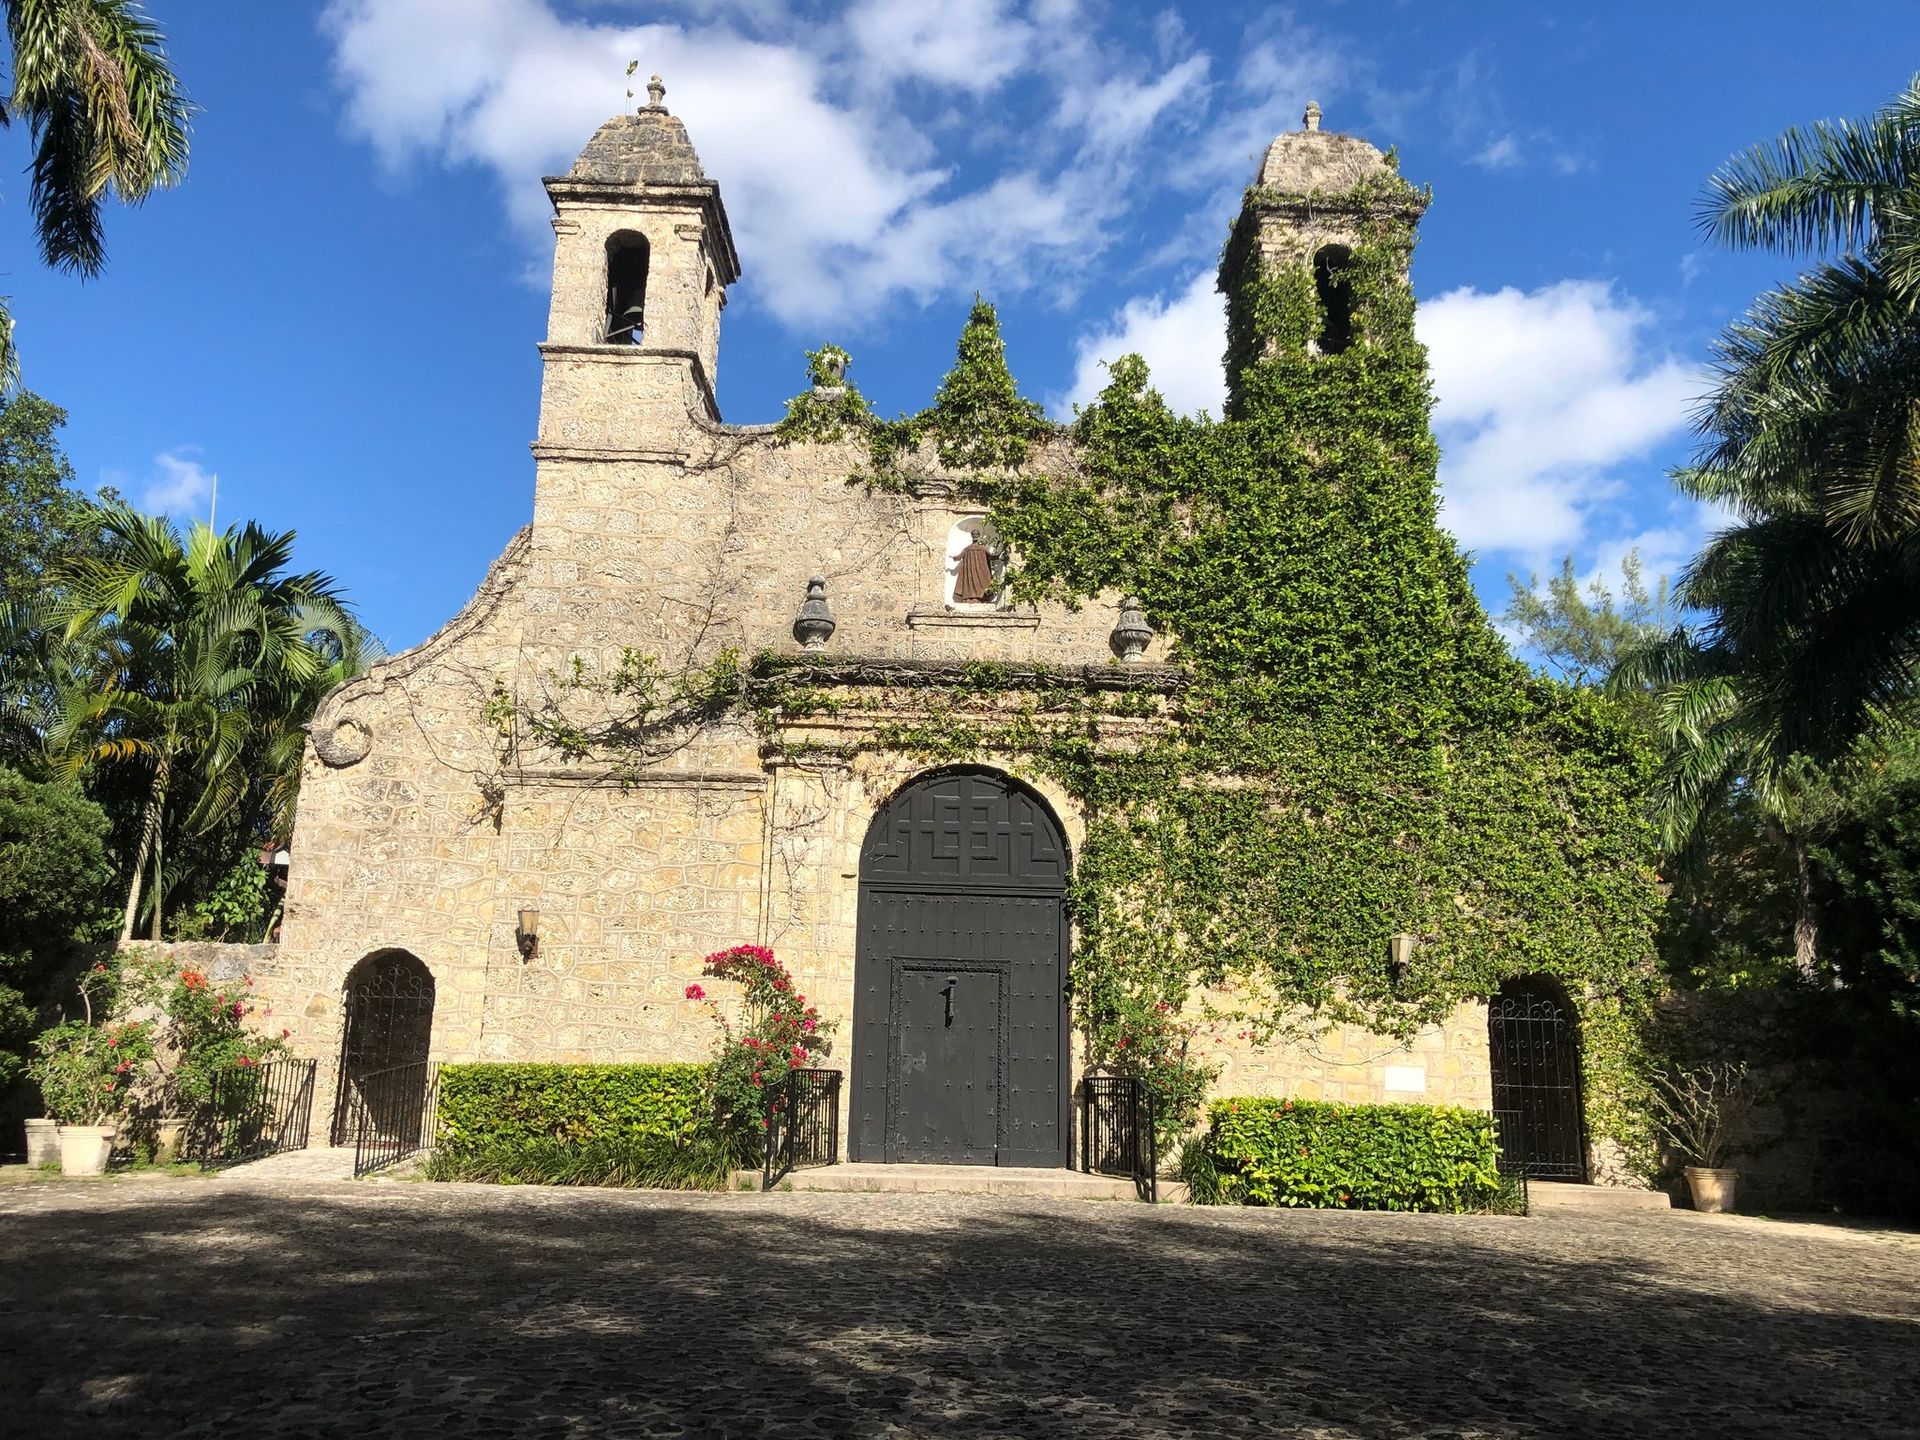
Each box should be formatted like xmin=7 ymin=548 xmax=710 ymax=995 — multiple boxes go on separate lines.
xmin=759 ymin=173 xmax=1662 ymax=1145
xmin=535 ymin=170 xmax=1663 ymax=1154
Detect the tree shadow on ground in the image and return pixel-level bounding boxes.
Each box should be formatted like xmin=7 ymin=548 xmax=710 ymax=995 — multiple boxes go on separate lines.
xmin=1 ymin=1181 xmax=1916 ymax=1438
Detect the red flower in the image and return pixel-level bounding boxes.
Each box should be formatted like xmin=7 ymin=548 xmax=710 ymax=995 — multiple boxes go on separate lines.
xmin=684 ymin=983 xmax=706 ymax=1002
xmin=280 ymin=1028 xmax=291 ymax=1040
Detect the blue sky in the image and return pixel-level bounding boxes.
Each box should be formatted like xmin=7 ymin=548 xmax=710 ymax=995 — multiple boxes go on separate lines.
xmin=4 ymin=1 xmax=1915 ymax=651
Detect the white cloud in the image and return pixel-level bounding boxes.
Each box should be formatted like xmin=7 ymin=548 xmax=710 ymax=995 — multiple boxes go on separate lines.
xmin=1056 ymin=269 xmax=1224 ymax=418
xmin=1418 ymin=280 xmax=1700 ymax=555
xmin=319 ymin=0 xmax=1344 ymax=328
xmin=844 ymin=0 xmax=1034 ymax=93
xmin=137 ymin=450 xmax=217 ymax=519
xmin=1472 ymin=134 xmax=1521 ymax=170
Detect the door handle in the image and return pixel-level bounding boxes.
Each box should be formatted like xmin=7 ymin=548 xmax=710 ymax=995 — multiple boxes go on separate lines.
xmin=942 ymin=976 xmax=957 ymax=1027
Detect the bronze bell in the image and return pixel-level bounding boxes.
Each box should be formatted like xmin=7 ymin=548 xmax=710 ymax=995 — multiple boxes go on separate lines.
xmin=610 ymin=303 xmax=645 ymax=342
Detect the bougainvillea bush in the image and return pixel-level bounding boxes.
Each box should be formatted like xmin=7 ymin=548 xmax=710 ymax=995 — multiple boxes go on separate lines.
xmin=1181 ymin=1097 xmax=1501 ymax=1211
xmin=688 ymin=944 xmax=835 ymax=1160
xmin=160 ymin=965 xmax=287 ymax=1110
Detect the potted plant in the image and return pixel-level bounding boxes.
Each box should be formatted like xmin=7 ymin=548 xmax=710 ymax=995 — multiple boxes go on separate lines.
xmin=1649 ymin=1060 xmax=1756 ymax=1213
xmin=28 ymin=965 xmax=156 ymax=1175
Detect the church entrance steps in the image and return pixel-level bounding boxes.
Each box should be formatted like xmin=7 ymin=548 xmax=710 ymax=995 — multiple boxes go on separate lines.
xmin=1528 ymin=1181 xmax=1673 ymax=1213
xmin=746 ymin=1162 xmax=1175 ymax=1202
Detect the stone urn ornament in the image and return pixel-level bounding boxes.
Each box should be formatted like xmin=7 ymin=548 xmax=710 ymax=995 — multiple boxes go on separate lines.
xmin=1110 ymin=595 xmax=1152 ymax=663
xmin=793 ymin=576 xmax=836 ymax=650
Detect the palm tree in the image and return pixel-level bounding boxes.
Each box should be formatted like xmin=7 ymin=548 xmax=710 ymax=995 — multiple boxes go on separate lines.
xmin=49 ymin=505 xmax=355 ymax=940
xmin=1618 ymin=77 xmax=1920 ymax=979
xmin=1 ymin=0 xmax=191 ymax=385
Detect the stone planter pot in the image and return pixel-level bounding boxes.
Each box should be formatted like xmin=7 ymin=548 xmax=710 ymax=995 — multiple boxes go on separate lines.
xmin=154 ymin=1115 xmax=189 ymax=1164
xmin=1684 ymin=1165 xmax=1738 ymax=1213
xmin=57 ymin=1123 xmax=116 ymax=1177
xmin=24 ymin=1118 xmax=60 ymax=1167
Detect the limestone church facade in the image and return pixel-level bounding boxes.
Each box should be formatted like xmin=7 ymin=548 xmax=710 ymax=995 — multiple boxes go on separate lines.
xmin=260 ymin=87 xmax=1498 ymax=1167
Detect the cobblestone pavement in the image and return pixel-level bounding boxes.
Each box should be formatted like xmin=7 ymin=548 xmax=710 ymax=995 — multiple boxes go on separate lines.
xmin=3 ymin=1176 xmax=1916 ymax=1439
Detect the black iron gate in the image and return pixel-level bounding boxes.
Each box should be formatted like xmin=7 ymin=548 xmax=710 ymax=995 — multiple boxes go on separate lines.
xmin=1488 ymin=977 xmax=1588 ymax=1181
xmin=1079 ymin=1074 xmax=1158 ymax=1201
xmin=189 ymin=1057 xmax=318 ymax=1166
xmin=331 ymin=950 xmax=435 ymax=1145
xmin=763 ymin=1068 xmax=842 ymax=1189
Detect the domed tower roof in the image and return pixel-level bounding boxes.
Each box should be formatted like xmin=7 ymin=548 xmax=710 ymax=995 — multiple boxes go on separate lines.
xmin=1254 ymin=101 xmax=1392 ymax=195
xmin=566 ymin=77 xmax=707 ymax=187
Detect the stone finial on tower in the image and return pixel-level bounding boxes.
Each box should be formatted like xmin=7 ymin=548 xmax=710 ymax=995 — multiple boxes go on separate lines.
xmin=1303 ymin=100 xmax=1322 ymax=132
xmin=645 ymin=74 xmax=667 ymax=111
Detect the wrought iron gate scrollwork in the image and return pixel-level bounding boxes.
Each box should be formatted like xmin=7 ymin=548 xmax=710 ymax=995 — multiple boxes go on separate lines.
xmin=1488 ymin=977 xmax=1588 ymax=1182
xmin=331 ymin=950 xmax=435 ymax=1145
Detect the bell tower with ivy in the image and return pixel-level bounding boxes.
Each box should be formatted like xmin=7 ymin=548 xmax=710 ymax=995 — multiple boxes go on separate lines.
xmin=1216 ymin=102 xmax=1430 ymax=417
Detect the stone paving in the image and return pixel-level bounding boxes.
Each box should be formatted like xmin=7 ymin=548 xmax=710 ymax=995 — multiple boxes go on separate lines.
xmin=2 ymin=1176 xmax=1916 ymax=1439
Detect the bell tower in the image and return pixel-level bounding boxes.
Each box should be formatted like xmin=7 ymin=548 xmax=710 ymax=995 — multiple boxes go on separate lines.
xmin=1217 ymin=102 xmax=1427 ymax=416
xmin=537 ymin=76 xmax=740 ymax=445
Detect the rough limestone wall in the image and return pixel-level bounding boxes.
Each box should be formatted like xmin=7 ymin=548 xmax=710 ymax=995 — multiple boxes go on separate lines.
xmin=272 ymin=535 xmax=533 ymax=1124
xmin=1201 ymin=997 xmax=1493 ymax=1111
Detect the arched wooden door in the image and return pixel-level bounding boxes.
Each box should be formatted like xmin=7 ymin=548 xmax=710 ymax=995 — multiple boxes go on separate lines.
xmin=852 ymin=769 xmax=1070 ymax=1167
xmin=1488 ymin=976 xmax=1589 ymax=1181
xmin=330 ymin=950 xmax=435 ymax=1144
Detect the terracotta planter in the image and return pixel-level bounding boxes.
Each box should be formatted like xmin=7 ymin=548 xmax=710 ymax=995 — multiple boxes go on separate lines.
xmin=24 ymin=1118 xmax=60 ymax=1167
xmin=1684 ymin=1165 xmax=1738 ymax=1213
xmin=56 ymin=1123 xmax=116 ymax=1177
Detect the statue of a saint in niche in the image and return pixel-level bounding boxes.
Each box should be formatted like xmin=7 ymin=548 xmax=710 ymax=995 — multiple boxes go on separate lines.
xmin=952 ymin=533 xmax=996 ymax=604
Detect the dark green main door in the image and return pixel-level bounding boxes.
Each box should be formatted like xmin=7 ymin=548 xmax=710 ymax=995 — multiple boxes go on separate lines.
xmin=852 ymin=770 xmax=1070 ymax=1168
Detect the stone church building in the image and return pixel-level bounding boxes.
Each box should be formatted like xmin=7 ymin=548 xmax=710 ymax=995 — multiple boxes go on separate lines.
xmin=260 ymin=86 xmax=1557 ymax=1174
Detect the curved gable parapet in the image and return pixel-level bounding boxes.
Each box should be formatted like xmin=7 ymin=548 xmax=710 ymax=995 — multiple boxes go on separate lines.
xmin=308 ymin=526 xmax=532 ymax=769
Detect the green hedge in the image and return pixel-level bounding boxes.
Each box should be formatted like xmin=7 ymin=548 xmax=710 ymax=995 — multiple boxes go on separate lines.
xmin=423 ymin=1135 xmax=736 ymax=1191
xmin=1180 ymin=1098 xmax=1502 ymax=1211
xmin=436 ymin=1063 xmax=709 ymax=1154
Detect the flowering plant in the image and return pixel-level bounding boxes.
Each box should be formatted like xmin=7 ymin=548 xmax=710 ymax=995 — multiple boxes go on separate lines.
xmin=160 ymin=966 xmax=287 ymax=1110
xmin=29 ymin=967 xmax=155 ymax=1125
xmin=686 ymin=945 xmax=835 ymax=1159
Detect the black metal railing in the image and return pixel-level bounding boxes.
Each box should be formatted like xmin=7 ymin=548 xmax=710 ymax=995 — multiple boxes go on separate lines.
xmin=1079 ymin=1074 xmax=1158 ymax=1202
xmin=1490 ymin=1107 xmax=1533 ymax=1215
xmin=184 ymin=1057 xmax=318 ymax=1167
xmin=350 ymin=1060 xmax=440 ymax=1178
xmin=763 ymin=1068 xmax=842 ymax=1190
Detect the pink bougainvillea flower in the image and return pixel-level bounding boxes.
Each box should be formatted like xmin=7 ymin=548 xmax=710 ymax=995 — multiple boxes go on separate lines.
xmin=281 ymin=1028 xmax=292 ymax=1040
xmin=684 ymin=983 xmax=706 ymax=1001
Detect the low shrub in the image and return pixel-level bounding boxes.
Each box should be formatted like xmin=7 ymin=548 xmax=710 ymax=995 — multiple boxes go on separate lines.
xmin=424 ymin=1134 xmax=735 ymax=1191
xmin=436 ymin=1063 xmax=709 ymax=1155
xmin=1181 ymin=1097 xmax=1502 ymax=1211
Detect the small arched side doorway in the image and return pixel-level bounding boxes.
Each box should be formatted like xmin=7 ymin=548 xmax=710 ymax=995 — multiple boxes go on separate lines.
xmin=330 ymin=949 xmax=435 ymax=1144
xmin=1487 ymin=976 xmax=1588 ymax=1181
xmin=852 ymin=768 xmax=1070 ymax=1168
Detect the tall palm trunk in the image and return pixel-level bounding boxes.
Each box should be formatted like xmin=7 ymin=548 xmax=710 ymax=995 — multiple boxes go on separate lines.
xmin=118 ymin=753 xmax=171 ymax=942
xmin=1791 ymin=835 xmax=1822 ymax=984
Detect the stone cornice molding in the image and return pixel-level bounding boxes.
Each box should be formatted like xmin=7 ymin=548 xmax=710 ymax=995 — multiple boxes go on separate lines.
xmin=536 ymin=344 xmax=721 ymax=422
xmin=308 ymin=526 xmax=532 ymax=769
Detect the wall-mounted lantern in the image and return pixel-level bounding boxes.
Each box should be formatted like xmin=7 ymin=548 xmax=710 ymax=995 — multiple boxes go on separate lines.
xmin=516 ymin=907 xmax=541 ymax=962
xmin=1388 ymin=932 xmax=1417 ymax=988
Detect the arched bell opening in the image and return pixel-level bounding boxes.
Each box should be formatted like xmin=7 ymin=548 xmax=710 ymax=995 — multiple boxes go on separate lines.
xmin=1487 ymin=974 xmax=1589 ymax=1181
xmin=329 ymin=949 xmax=435 ymax=1144
xmin=604 ymin=232 xmax=650 ymax=344
xmin=1312 ymin=243 xmax=1356 ymax=355
xmin=851 ymin=766 xmax=1071 ymax=1168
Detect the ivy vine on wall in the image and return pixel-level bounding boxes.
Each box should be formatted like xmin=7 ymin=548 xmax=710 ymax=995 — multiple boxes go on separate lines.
xmin=759 ymin=173 xmax=1664 ymax=1156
